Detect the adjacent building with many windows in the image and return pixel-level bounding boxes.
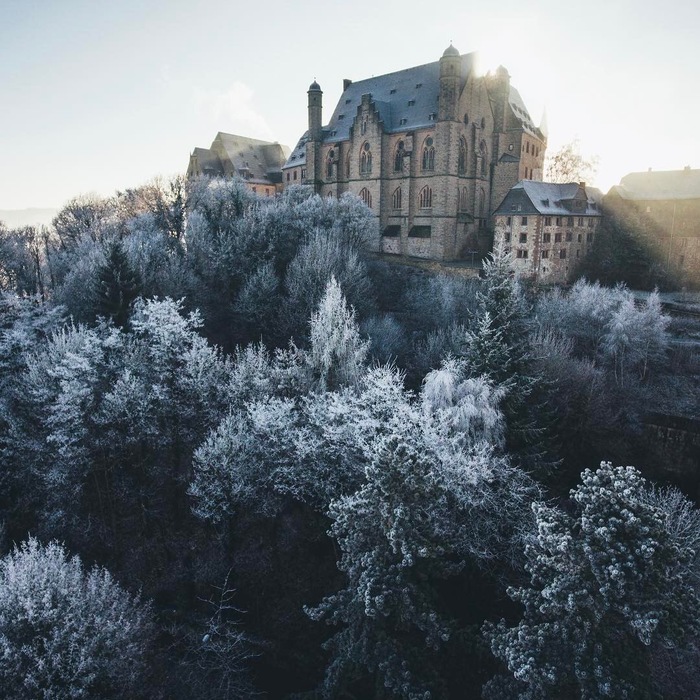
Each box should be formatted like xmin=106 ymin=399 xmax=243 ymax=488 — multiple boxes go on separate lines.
xmin=493 ymin=181 xmax=602 ymax=284
xmin=283 ymin=44 xmax=547 ymax=261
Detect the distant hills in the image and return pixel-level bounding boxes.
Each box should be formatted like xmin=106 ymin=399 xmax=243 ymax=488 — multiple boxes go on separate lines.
xmin=0 ymin=208 xmax=58 ymax=228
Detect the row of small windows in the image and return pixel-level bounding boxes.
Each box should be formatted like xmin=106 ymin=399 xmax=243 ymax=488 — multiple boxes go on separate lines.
xmin=361 ymin=186 xmax=431 ymax=210
xmin=285 ymin=168 xmax=307 ymax=182
xmin=505 ymin=231 xmax=594 ymax=244
xmin=523 ymin=141 xmax=540 ymax=157
xmin=324 ymin=137 xmax=488 ymax=179
xmin=506 ymin=214 xmax=597 ymax=228
xmin=387 ymin=185 xmax=483 ymax=215
xmin=515 ymin=249 xmax=572 ymax=260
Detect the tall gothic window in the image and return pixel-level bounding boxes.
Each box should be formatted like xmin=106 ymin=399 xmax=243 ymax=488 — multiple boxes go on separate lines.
xmin=392 ymin=186 xmax=402 ymax=209
xmin=479 ymin=141 xmax=488 ymax=178
xmin=360 ymin=142 xmax=372 ymax=175
xmin=419 ymin=186 xmax=433 ymax=209
xmin=394 ymin=140 xmax=404 ymax=172
xmin=422 ymin=137 xmax=435 ymax=171
xmin=326 ymin=149 xmax=334 ymax=179
xmin=345 ymin=152 xmax=350 ymax=179
xmin=458 ymin=186 xmax=468 ymax=211
xmin=359 ymin=187 xmax=372 ymax=208
xmin=479 ymin=188 xmax=486 ymax=218
xmin=458 ymin=137 xmax=467 ymax=175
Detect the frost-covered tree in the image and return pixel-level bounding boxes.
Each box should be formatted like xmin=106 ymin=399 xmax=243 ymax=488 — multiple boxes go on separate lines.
xmin=462 ymin=245 xmax=553 ymax=470
xmin=307 ymin=276 xmax=369 ymax=392
xmin=0 ymin=537 xmax=152 ymax=700
xmin=308 ymin=393 xmax=536 ymax=699
xmin=282 ymin=231 xmax=373 ymax=343
xmin=602 ymin=291 xmax=669 ymax=386
xmin=485 ymin=462 xmax=700 ymax=699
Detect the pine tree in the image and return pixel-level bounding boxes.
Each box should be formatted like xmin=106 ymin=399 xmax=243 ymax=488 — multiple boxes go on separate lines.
xmin=94 ymin=239 xmax=139 ymax=328
xmin=485 ymin=462 xmax=700 ymax=699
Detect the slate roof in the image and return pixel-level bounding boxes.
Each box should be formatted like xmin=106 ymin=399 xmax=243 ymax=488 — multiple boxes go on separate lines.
xmin=284 ymin=131 xmax=309 ymax=169
xmin=191 ymin=147 xmax=224 ymax=176
xmin=508 ymin=86 xmax=539 ymax=136
xmin=495 ymin=181 xmax=602 ymax=216
xmin=190 ymin=133 xmax=289 ymax=183
xmin=214 ymin=133 xmax=289 ymax=180
xmin=284 ymin=52 xmax=540 ymax=168
xmin=610 ymin=168 xmax=700 ymax=201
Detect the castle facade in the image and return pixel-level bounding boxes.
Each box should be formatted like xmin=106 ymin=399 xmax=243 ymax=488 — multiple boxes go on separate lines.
xmin=283 ymin=45 xmax=547 ymax=261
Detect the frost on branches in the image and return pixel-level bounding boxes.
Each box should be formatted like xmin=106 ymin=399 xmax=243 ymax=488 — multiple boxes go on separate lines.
xmin=485 ymin=462 xmax=700 ymax=699
xmin=0 ymin=537 xmax=152 ymax=700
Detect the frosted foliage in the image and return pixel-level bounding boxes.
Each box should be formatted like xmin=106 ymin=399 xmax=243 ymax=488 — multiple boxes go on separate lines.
xmin=602 ymin=291 xmax=669 ymax=385
xmin=421 ymin=359 xmax=506 ymax=449
xmin=308 ymin=407 xmax=536 ymax=699
xmin=537 ymin=281 xmax=669 ymax=382
xmin=485 ymin=462 xmax=700 ymax=699
xmin=284 ymin=231 xmax=372 ymax=338
xmin=25 ymin=324 xmax=110 ymax=515
xmin=308 ymin=276 xmax=369 ymax=392
xmin=0 ymin=538 xmax=152 ymax=700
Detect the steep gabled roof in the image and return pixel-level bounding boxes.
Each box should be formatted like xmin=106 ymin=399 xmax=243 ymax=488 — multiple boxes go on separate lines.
xmin=283 ymin=131 xmax=309 ymax=169
xmin=507 ymin=86 xmax=540 ymax=137
xmin=191 ymin=147 xmax=223 ymax=176
xmin=611 ymin=168 xmax=700 ymax=201
xmin=495 ymin=181 xmax=601 ymax=216
xmin=212 ymin=132 xmax=289 ymax=181
xmin=322 ymin=57 xmax=475 ymax=142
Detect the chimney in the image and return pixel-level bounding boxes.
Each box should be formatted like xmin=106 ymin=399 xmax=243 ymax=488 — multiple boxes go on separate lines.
xmin=343 ymin=79 xmax=352 ymax=91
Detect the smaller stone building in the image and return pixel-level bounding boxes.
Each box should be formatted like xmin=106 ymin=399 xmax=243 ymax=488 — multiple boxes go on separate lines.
xmin=187 ymin=133 xmax=290 ymax=195
xmin=493 ymin=181 xmax=602 ymax=284
xmin=606 ymin=167 xmax=700 ymax=286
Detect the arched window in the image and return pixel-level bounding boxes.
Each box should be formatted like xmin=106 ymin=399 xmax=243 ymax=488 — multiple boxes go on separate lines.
xmin=361 ymin=118 xmax=368 ymax=135
xmin=480 ymin=141 xmax=488 ymax=178
xmin=392 ymin=186 xmax=402 ymax=209
xmin=360 ymin=142 xmax=372 ymax=175
xmin=419 ymin=186 xmax=433 ymax=209
xmin=394 ymin=140 xmax=404 ymax=172
xmin=326 ymin=149 xmax=334 ymax=179
xmin=422 ymin=137 xmax=435 ymax=171
xmin=458 ymin=186 xmax=468 ymax=211
xmin=345 ymin=152 xmax=350 ymax=179
xmin=458 ymin=137 xmax=468 ymax=175
xmin=359 ymin=187 xmax=372 ymax=208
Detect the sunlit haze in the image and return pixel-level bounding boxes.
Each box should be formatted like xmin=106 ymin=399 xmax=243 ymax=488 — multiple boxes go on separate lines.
xmin=2 ymin=0 xmax=698 ymax=210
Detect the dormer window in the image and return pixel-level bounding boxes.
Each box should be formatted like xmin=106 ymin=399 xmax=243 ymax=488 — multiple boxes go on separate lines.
xmin=408 ymin=100 xmax=415 ymax=106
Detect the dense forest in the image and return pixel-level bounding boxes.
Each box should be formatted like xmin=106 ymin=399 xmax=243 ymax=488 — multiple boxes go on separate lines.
xmin=0 ymin=176 xmax=699 ymax=699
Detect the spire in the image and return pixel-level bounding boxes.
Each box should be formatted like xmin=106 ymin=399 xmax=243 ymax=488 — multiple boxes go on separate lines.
xmin=539 ymin=107 xmax=549 ymax=138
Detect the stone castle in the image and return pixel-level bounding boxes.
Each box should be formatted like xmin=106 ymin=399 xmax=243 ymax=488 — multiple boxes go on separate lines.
xmin=282 ymin=44 xmax=547 ymax=261
xmin=186 ymin=48 xmax=699 ymax=287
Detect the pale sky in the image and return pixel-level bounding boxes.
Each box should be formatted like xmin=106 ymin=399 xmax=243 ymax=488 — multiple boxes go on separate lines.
xmin=2 ymin=0 xmax=698 ymax=210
